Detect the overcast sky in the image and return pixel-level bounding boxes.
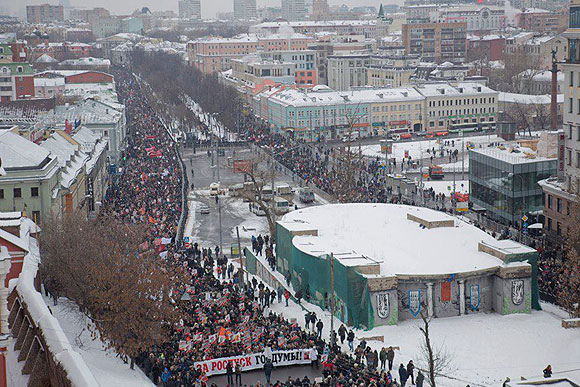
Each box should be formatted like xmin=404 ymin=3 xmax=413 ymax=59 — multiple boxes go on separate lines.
xmin=1 ymin=0 xmax=400 ymax=20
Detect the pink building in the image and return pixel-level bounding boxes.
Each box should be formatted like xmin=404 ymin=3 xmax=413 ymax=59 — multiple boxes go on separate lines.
xmin=188 ymin=33 xmax=314 ymax=74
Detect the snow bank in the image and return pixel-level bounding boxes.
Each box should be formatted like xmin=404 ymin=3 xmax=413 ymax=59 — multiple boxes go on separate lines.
xmin=14 ymin=243 xmax=100 ymax=387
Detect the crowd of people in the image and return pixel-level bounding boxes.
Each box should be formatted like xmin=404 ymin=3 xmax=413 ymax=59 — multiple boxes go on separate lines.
xmin=108 ymin=68 xmax=415 ymax=387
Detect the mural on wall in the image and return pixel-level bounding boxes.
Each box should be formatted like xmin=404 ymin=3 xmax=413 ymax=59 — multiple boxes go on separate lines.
xmin=469 ymin=284 xmax=480 ymax=310
xmin=376 ymin=293 xmax=390 ymax=319
xmin=409 ymin=290 xmax=421 ymax=316
xmin=512 ymin=279 xmax=524 ymax=305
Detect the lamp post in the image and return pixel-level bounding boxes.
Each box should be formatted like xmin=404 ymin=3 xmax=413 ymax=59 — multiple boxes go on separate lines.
xmin=509 ymin=172 xmax=526 ymax=242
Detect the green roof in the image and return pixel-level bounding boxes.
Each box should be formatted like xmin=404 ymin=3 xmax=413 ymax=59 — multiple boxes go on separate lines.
xmin=0 ymin=44 xmax=13 ymax=57
xmin=0 ymin=62 xmax=34 ymax=75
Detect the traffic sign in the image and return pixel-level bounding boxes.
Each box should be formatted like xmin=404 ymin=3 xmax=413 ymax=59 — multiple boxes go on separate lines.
xmin=183 ymin=236 xmax=190 ymax=244
xmin=523 ymin=222 xmax=528 ymax=228
xmin=522 ymin=215 xmax=528 ymax=222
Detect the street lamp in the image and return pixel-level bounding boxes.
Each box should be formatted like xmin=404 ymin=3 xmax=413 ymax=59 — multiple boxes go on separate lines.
xmin=509 ymin=172 xmax=526 ymax=241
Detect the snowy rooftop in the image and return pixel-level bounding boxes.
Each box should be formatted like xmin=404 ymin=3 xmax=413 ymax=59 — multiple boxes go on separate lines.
xmin=269 ymin=87 xmax=424 ymax=107
xmin=252 ymin=20 xmax=377 ymax=28
xmin=279 ymin=203 xmax=516 ymax=276
xmin=499 ymin=92 xmax=564 ymax=105
xmin=0 ymin=130 xmax=51 ymax=169
xmin=416 ymin=82 xmax=496 ymax=97
xmin=470 ymin=146 xmax=557 ymax=164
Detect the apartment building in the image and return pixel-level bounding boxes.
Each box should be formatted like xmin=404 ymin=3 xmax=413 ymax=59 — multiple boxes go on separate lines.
xmin=402 ymin=21 xmax=467 ymax=63
xmin=517 ymin=7 xmax=569 ymax=35
xmin=327 ymin=54 xmax=370 ymax=91
xmin=26 ymin=4 xmax=64 ymax=24
xmin=233 ymin=0 xmax=257 ymax=20
xmin=187 ymin=34 xmax=313 ymax=74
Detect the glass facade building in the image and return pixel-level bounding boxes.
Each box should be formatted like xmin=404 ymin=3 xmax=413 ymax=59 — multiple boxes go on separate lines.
xmin=469 ymin=149 xmax=557 ymax=224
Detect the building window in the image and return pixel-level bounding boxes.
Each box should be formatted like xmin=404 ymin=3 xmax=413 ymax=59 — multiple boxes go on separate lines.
xmin=547 ymin=217 xmax=552 ymax=231
xmin=31 ymin=187 xmax=39 ymax=197
xmin=32 ymin=211 xmax=40 ymax=224
xmin=571 ymin=71 xmax=575 ymax=86
xmin=0 ymin=189 xmax=3 ymax=199
xmin=557 ymin=222 xmax=562 ymax=236
xmin=14 ymin=188 xmax=21 ymax=198
xmin=557 ymin=198 xmax=562 ymax=213
xmin=548 ymin=194 xmax=553 ymax=209
xmin=570 ymin=98 xmax=573 ymax=113
xmin=568 ymin=149 xmax=572 ymax=165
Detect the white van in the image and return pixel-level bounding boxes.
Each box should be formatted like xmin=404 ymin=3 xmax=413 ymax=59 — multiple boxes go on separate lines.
xmin=262 ymin=185 xmax=274 ymax=201
xmin=250 ymin=202 xmax=266 ymax=216
xmin=210 ymin=183 xmax=220 ymax=196
xmin=274 ymin=196 xmax=290 ymax=215
xmin=276 ymin=183 xmax=292 ymax=196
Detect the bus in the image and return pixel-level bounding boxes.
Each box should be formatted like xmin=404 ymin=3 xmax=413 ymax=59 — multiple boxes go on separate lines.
xmin=250 ymin=202 xmax=266 ymax=216
xmin=276 ymin=183 xmax=292 ymax=196
xmin=210 ymin=183 xmax=220 ymax=196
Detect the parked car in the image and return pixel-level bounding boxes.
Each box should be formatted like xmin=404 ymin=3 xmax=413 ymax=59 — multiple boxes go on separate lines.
xmin=199 ymin=205 xmax=210 ymax=214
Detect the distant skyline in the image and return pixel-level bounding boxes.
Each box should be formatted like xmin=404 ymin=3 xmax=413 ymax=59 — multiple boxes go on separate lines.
xmin=0 ymin=0 xmax=400 ymax=20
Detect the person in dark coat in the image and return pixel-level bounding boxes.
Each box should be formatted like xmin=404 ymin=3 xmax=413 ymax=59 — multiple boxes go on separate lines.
xmin=387 ymin=346 xmax=395 ymax=370
xmin=316 ymin=320 xmax=324 ymax=338
xmin=399 ymin=363 xmax=408 ymax=387
xmin=407 ymin=360 xmax=415 ymax=384
xmin=379 ymin=347 xmax=387 ymax=370
xmin=543 ymin=365 xmax=552 ymax=378
xmin=338 ymin=324 xmax=347 ymax=344
xmin=347 ymin=330 xmax=355 ymax=351
xmin=264 ymin=359 xmax=274 ymax=385
xmin=416 ymin=370 xmax=425 ymax=387
xmin=226 ymin=362 xmax=234 ymax=385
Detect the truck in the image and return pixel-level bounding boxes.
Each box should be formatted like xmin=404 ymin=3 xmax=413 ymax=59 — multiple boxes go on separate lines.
xmin=428 ymin=165 xmax=445 ymax=180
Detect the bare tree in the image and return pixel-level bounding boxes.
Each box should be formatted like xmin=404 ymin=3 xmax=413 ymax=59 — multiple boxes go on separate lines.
xmin=418 ymin=310 xmax=454 ymax=387
xmin=559 ymin=203 xmax=580 ymax=317
xmin=239 ymin=155 xmax=278 ymax=238
xmin=40 ymin=214 xmax=183 ymax=369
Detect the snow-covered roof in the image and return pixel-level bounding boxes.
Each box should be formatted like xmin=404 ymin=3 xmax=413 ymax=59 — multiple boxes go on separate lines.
xmin=471 ymin=145 xmax=557 ymax=164
xmin=34 ymin=77 xmax=65 ymax=87
xmin=72 ymin=127 xmax=108 ymax=174
xmin=59 ymin=57 xmax=111 ymax=66
xmin=0 ymin=130 xmax=52 ymax=169
xmin=252 ymin=20 xmax=377 ymax=28
xmin=279 ymin=204 xmax=515 ymax=276
xmin=35 ymin=53 xmax=58 ymax=63
xmin=521 ymin=7 xmax=550 ymax=13
xmin=416 ymin=82 xmax=496 ymax=97
xmin=269 ymin=87 xmax=424 ymax=107
xmin=40 ymin=132 xmax=88 ymax=189
xmin=518 ymin=69 xmax=564 ymax=82
xmin=499 ymin=92 xmax=564 ymax=105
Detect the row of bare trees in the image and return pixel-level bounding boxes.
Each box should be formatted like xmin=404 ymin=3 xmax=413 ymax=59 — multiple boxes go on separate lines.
xmin=40 ymin=215 xmax=182 ymax=368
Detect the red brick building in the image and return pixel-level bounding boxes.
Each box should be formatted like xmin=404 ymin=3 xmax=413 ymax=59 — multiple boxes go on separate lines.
xmin=64 ymin=71 xmax=113 ymax=84
xmin=467 ymin=34 xmax=505 ymax=61
xmin=517 ymin=7 xmax=568 ymax=34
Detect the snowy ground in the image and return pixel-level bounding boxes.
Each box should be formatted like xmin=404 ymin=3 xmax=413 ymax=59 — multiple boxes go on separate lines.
xmin=41 ymin=294 xmax=154 ymax=386
xmin=361 ymin=134 xmax=499 ymax=162
xmin=238 ymin=249 xmax=580 ymax=387
xmin=181 ymin=94 xmax=238 ymax=141
xmin=422 ymin=180 xmax=469 ymax=195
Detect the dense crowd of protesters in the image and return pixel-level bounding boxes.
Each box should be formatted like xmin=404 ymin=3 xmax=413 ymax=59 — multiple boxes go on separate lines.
xmin=109 ymin=68 xmax=425 ymax=387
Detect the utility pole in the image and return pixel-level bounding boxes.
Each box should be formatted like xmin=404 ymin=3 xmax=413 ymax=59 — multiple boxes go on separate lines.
xmin=218 ymin=195 xmax=223 ymax=259
xmin=236 ymin=226 xmax=246 ymax=284
xmin=329 ymin=252 xmax=335 ymax=348
xmin=461 ymin=129 xmax=465 ymax=181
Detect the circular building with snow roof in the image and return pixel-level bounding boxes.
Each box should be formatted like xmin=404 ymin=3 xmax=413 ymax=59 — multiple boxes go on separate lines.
xmin=272 ymin=203 xmax=537 ymax=328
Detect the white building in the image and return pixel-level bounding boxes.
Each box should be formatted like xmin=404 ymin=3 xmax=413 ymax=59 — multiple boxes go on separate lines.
xmin=436 ymin=6 xmax=505 ymax=32
xmin=327 ymin=54 xmax=371 ymax=91
xmin=417 ymin=82 xmax=498 ymax=132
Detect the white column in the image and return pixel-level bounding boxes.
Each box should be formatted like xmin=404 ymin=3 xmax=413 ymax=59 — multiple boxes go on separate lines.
xmin=459 ymin=280 xmax=466 ymax=315
xmin=426 ymin=282 xmax=434 ymax=318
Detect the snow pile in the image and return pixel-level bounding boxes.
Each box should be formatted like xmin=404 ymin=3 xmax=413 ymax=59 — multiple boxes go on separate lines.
xmin=14 ymin=240 xmax=100 ymax=387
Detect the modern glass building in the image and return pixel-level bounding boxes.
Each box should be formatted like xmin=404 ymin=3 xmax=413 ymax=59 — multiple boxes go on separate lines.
xmin=469 ymin=148 xmax=557 ymax=225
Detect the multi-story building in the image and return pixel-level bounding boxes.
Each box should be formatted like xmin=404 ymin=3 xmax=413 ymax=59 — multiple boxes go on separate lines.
xmin=517 ymin=7 xmax=569 ymax=35
xmin=539 ymin=0 xmax=580 ymax=245
xmin=402 ymin=22 xmax=467 ymax=63
xmin=436 ymin=6 xmax=505 ymax=33
xmin=311 ymin=0 xmax=329 ymax=20
xmin=367 ymin=50 xmax=419 ymax=88
xmin=0 ymin=130 xmax=60 ymax=221
xmin=179 ymin=0 xmax=202 ymax=19
xmin=265 ymin=86 xmax=425 ymax=140
xmin=250 ymin=20 xmax=382 ymax=39
xmin=505 ymin=34 xmax=567 ymax=69
xmin=0 ymin=63 xmax=35 ymax=101
xmin=26 ymin=4 xmax=64 ymax=24
xmin=31 ymin=42 xmax=92 ymax=61
xmin=260 ymin=50 xmax=318 ymax=85
xmin=327 ymin=54 xmax=370 ymax=91
xmin=467 ymin=34 xmax=505 ymax=61
xmin=281 ymin=0 xmax=306 ymax=21
xmin=417 ymin=82 xmax=498 ymax=132
xmin=470 ymin=145 xmax=557 ymax=225
xmin=69 ymin=7 xmax=110 ymax=24
xmin=233 ymin=0 xmax=257 ymax=20
xmin=187 ymin=34 xmax=313 ymax=74
xmin=92 ymin=17 xmax=123 ymax=39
